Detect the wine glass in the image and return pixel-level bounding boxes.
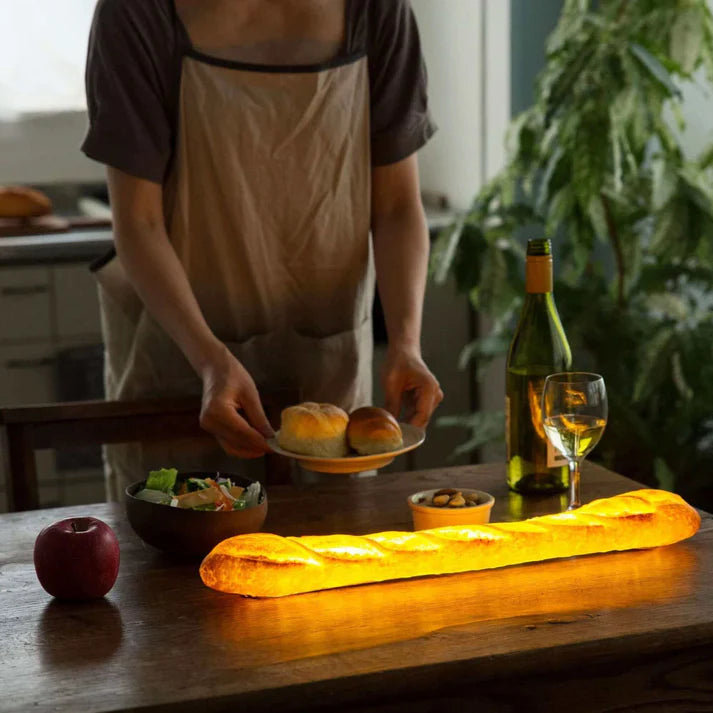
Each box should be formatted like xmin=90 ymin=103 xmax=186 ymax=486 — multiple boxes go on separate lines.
xmin=542 ymin=372 xmax=607 ymax=510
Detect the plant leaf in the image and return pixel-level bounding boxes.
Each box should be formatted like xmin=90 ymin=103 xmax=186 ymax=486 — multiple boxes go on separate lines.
xmin=644 ymin=292 xmax=689 ymax=321
xmin=536 ymin=145 xmax=564 ymax=215
xmin=654 ymin=457 xmax=676 ymax=491
xmin=437 ymin=410 xmax=506 ymax=459
xmin=457 ymin=333 xmax=510 ymax=370
xmin=544 ymin=187 xmax=575 ymax=238
xmin=671 ymin=351 xmax=694 ymax=401
xmin=651 ymin=157 xmax=678 ymax=211
xmin=610 ymin=118 xmax=623 ymax=195
xmin=587 ymin=194 xmax=609 ymax=241
xmin=629 ymin=43 xmax=683 ymax=99
xmin=670 ymin=7 xmax=704 ymax=75
xmin=431 ymin=216 xmax=466 ymax=285
xmin=478 ymin=244 xmax=508 ymax=316
xmin=651 ymin=198 xmax=687 ymax=257
xmin=633 ymin=326 xmax=677 ymax=403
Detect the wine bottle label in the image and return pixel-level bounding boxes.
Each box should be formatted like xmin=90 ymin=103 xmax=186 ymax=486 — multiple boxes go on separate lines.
xmin=547 ymin=439 xmax=568 ymax=467
xmin=526 ymin=256 xmax=553 ymax=293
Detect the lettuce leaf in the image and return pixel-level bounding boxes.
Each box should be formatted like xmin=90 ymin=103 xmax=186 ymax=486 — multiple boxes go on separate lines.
xmin=241 ymin=481 xmax=262 ymax=507
xmin=134 ymin=488 xmax=173 ymax=505
xmin=186 ymin=477 xmax=210 ymax=492
xmin=146 ymin=467 xmax=178 ymax=494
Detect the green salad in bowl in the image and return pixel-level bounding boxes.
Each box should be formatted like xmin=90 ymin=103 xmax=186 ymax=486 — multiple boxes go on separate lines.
xmin=125 ymin=469 xmax=268 ymax=556
xmin=134 ymin=468 xmax=262 ymax=512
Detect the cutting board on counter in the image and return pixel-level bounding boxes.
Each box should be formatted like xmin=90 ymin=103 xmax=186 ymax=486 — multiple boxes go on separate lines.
xmin=0 ymin=215 xmax=112 ymax=237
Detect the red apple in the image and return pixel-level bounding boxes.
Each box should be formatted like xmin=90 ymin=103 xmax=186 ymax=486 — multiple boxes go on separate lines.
xmin=33 ymin=517 xmax=120 ymax=600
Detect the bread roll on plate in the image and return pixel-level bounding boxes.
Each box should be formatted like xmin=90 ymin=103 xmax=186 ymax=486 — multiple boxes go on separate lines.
xmin=0 ymin=186 xmax=52 ymax=218
xmin=278 ymin=402 xmax=349 ymax=458
xmin=347 ymin=406 xmax=403 ymax=455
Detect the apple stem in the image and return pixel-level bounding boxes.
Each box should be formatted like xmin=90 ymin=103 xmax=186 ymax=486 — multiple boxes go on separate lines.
xmin=71 ymin=518 xmax=91 ymax=533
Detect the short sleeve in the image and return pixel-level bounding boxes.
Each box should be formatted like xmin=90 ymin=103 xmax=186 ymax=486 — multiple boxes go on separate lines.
xmin=82 ymin=0 xmax=180 ymax=183
xmin=368 ymin=0 xmax=437 ymax=166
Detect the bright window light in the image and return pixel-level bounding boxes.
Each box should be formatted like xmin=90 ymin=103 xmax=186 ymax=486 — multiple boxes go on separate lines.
xmin=0 ymin=0 xmax=96 ymax=119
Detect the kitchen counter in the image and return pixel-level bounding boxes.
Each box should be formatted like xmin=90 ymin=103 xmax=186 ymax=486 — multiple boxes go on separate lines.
xmin=2 ymin=462 xmax=712 ymax=713
xmin=0 ymin=210 xmax=457 ymax=267
xmin=0 ymin=228 xmax=112 ymax=266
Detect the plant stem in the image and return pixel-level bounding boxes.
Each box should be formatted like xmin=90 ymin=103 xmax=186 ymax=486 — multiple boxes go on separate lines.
xmin=601 ymin=193 xmax=626 ymax=307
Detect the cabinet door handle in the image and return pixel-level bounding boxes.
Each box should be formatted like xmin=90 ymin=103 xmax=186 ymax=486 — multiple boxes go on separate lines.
xmin=1 ymin=285 xmax=49 ymax=297
xmin=5 ymin=357 xmax=56 ymax=369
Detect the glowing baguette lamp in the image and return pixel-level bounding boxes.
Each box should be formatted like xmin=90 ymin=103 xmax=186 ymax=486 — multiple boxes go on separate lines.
xmin=199 ymin=489 xmax=700 ymax=598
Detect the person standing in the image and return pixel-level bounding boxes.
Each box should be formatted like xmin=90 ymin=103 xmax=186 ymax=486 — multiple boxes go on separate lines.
xmin=83 ymin=0 xmax=443 ymax=499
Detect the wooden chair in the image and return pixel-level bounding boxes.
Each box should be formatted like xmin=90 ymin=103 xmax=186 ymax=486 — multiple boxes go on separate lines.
xmin=0 ymin=390 xmax=298 ymax=512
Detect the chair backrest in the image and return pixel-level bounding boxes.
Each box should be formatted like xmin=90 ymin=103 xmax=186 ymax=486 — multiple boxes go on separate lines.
xmin=0 ymin=390 xmax=297 ymax=512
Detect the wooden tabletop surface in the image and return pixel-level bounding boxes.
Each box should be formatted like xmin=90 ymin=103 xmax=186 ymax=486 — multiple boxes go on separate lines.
xmin=1 ymin=462 xmax=712 ymax=713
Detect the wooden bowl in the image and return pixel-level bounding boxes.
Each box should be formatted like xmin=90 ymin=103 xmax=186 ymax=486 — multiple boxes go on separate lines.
xmin=125 ymin=472 xmax=267 ymax=558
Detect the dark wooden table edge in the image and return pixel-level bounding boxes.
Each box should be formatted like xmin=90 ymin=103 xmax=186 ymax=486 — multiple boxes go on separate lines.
xmin=108 ymin=629 xmax=713 ymax=713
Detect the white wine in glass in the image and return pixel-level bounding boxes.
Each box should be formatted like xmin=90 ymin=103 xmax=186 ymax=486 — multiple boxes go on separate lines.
xmin=542 ymin=372 xmax=607 ymax=510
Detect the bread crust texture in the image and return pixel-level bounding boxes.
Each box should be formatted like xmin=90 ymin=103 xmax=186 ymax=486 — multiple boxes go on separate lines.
xmin=347 ymin=406 xmax=403 ymax=455
xmin=200 ymin=489 xmax=701 ymax=597
xmin=277 ymin=402 xmax=349 ymax=458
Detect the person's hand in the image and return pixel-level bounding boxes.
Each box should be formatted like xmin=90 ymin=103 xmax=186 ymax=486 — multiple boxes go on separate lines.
xmin=198 ymin=344 xmax=274 ymax=458
xmin=381 ymin=345 xmax=444 ymax=428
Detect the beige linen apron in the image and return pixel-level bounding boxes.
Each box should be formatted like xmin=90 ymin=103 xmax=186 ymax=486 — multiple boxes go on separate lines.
xmin=95 ymin=50 xmax=374 ymax=501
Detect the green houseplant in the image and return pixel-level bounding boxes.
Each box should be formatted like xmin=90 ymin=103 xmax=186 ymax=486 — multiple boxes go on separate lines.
xmin=432 ymin=0 xmax=713 ymax=508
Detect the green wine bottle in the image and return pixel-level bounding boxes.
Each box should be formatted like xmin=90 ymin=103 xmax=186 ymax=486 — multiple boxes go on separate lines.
xmin=506 ymin=238 xmax=572 ymax=494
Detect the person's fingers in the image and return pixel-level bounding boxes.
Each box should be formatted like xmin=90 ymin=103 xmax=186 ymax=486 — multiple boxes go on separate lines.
xmin=383 ymin=373 xmax=404 ymax=421
xmin=400 ymin=389 xmax=418 ymax=423
xmin=239 ymin=385 xmax=275 ymax=438
xmin=212 ymin=420 xmax=269 ymax=457
xmin=408 ymin=392 xmax=432 ymax=428
xmin=200 ymin=400 xmax=269 ymax=454
xmin=215 ymin=435 xmax=265 ymax=459
xmin=408 ymin=381 xmax=444 ymax=428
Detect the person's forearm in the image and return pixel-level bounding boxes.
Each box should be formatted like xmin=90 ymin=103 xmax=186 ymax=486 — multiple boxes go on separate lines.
xmin=113 ymin=219 xmax=223 ymax=375
xmin=371 ymin=201 xmax=430 ymax=353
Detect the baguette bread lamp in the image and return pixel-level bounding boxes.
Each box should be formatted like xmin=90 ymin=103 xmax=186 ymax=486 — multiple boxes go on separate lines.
xmin=200 ymin=489 xmax=701 ymax=597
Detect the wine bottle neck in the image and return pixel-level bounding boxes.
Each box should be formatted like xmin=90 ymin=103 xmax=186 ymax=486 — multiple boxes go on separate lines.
xmin=526 ymin=255 xmax=553 ymax=294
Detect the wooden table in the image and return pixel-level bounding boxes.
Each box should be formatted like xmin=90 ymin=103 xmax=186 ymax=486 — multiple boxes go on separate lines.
xmin=1 ymin=462 xmax=712 ymax=713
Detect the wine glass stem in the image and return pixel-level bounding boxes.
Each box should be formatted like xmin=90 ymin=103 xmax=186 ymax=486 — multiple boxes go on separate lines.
xmin=568 ymin=459 xmax=581 ymax=510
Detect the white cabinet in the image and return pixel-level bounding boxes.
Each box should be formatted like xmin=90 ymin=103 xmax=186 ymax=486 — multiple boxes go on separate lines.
xmin=0 ymin=341 xmax=60 ymax=504
xmin=53 ymin=264 xmax=102 ymax=339
xmin=0 ymin=267 xmax=52 ymax=342
xmin=0 ymin=343 xmax=57 ymax=405
xmin=0 ymin=264 xmax=104 ymax=511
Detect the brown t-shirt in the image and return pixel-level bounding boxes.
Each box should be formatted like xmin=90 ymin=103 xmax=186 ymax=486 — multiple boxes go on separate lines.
xmin=82 ymin=0 xmax=436 ymax=183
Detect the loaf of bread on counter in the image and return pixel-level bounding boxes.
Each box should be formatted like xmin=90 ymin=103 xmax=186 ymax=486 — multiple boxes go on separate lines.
xmin=199 ymin=489 xmax=701 ymax=597
xmin=0 ymin=186 xmax=52 ymax=218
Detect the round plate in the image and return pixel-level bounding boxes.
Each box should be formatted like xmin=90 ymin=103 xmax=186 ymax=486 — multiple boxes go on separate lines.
xmin=267 ymin=422 xmax=425 ymax=473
